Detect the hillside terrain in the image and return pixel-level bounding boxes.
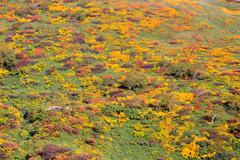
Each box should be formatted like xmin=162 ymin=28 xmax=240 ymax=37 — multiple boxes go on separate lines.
xmin=0 ymin=0 xmax=240 ymax=159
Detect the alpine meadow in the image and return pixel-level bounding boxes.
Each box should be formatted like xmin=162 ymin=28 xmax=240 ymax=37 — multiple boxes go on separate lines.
xmin=0 ymin=0 xmax=240 ymax=159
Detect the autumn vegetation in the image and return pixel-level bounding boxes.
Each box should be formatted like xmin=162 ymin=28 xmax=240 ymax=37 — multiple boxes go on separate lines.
xmin=0 ymin=0 xmax=240 ymax=159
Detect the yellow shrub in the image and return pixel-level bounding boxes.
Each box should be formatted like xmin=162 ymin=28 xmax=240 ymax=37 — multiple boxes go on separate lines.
xmin=0 ymin=22 xmax=7 ymax=34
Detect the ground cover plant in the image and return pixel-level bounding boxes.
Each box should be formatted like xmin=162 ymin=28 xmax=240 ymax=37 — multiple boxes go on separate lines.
xmin=0 ymin=0 xmax=240 ymax=159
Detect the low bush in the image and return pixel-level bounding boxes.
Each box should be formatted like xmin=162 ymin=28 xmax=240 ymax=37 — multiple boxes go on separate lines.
xmin=70 ymin=10 xmax=86 ymax=21
xmin=77 ymin=0 xmax=88 ymax=7
xmin=15 ymin=7 xmax=32 ymax=16
xmin=91 ymin=63 xmax=106 ymax=74
xmin=121 ymin=71 xmax=148 ymax=90
xmin=37 ymin=143 xmax=72 ymax=160
xmin=149 ymin=139 xmax=157 ymax=146
xmin=38 ymin=0 xmax=52 ymax=11
xmin=0 ymin=43 xmax=16 ymax=69
xmin=101 ymin=104 xmax=142 ymax=120
xmin=85 ymin=138 xmax=96 ymax=146
xmin=212 ymin=151 xmax=235 ymax=160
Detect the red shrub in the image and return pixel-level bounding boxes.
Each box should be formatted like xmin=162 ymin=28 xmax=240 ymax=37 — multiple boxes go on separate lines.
xmin=103 ymin=2 xmax=109 ymax=4
xmin=226 ymin=0 xmax=240 ymax=3
xmin=63 ymin=62 xmax=77 ymax=68
xmin=234 ymin=132 xmax=240 ymax=138
xmin=82 ymin=56 xmax=94 ymax=60
xmin=75 ymin=67 xmax=87 ymax=77
xmin=0 ymin=105 xmax=10 ymax=109
xmin=95 ymin=36 xmax=105 ymax=42
xmin=110 ymin=90 xmax=124 ymax=97
xmin=149 ymin=139 xmax=157 ymax=146
xmin=134 ymin=60 xmax=145 ymax=67
xmin=127 ymin=17 xmax=140 ymax=23
xmin=145 ymin=11 xmax=156 ymax=15
xmin=31 ymin=16 xmax=41 ymax=22
xmin=15 ymin=52 xmax=25 ymax=59
xmin=228 ymin=87 xmax=240 ymax=95
xmin=155 ymin=84 xmax=163 ymax=88
xmin=72 ymin=128 xmax=81 ymax=134
xmin=137 ymin=141 xmax=148 ymax=146
xmin=74 ymin=36 xmax=85 ymax=44
xmin=1 ymin=142 xmax=18 ymax=150
xmin=154 ymin=68 xmax=166 ymax=74
xmin=63 ymin=0 xmax=75 ymax=3
xmin=221 ymin=72 xmax=238 ymax=76
xmin=226 ymin=118 xmax=238 ymax=124
xmin=102 ymin=75 xmax=113 ymax=79
xmin=85 ymin=138 xmax=96 ymax=146
xmin=114 ymin=8 xmax=123 ymax=11
xmin=63 ymin=127 xmax=73 ymax=134
xmin=74 ymin=154 xmax=95 ymax=160
xmin=91 ymin=20 xmax=103 ymax=24
xmin=5 ymin=35 xmax=13 ymax=42
xmin=198 ymin=27 xmax=204 ymax=31
xmin=233 ymin=70 xmax=240 ymax=73
xmin=70 ymin=118 xmax=83 ymax=125
xmin=24 ymin=25 xmax=33 ymax=30
xmin=37 ymin=144 xmax=72 ymax=160
xmin=10 ymin=59 xmax=29 ymax=70
xmin=44 ymin=124 xmax=62 ymax=135
xmin=121 ymin=63 xmax=133 ymax=68
xmin=86 ymin=13 xmax=97 ymax=17
xmin=90 ymin=49 xmax=100 ymax=54
xmin=19 ymin=30 xmax=35 ymax=35
xmin=91 ymin=63 xmax=106 ymax=74
xmin=48 ymin=112 xmax=58 ymax=117
xmin=140 ymin=64 xmax=154 ymax=69
xmin=31 ymin=38 xmax=40 ymax=43
xmin=206 ymin=106 xmax=211 ymax=110
xmin=92 ymin=132 xmax=98 ymax=138
xmin=7 ymin=18 xmax=15 ymax=22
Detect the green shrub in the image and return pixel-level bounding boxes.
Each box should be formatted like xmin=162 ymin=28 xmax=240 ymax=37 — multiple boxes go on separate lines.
xmin=144 ymin=113 xmax=157 ymax=120
xmin=0 ymin=43 xmax=16 ymax=69
xmin=156 ymin=59 xmax=171 ymax=68
xmin=121 ymin=71 xmax=148 ymax=90
xmin=195 ymin=140 xmax=212 ymax=155
xmin=77 ymin=0 xmax=88 ymax=7
xmin=230 ymin=138 xmax=240 ymax=150
xmin=101 ymin=104 xmax=142 ymax=120
xmin=224 ymin=94 xmax=240 ymax=111
xmin=212 ymin=151 xmax=235 ymax=160
xmin=166 ymin=61 xmax=191 ymax=78
xmin=15 ymin=7 xmax=32 ymax=16
xmin=59 ymin=12 xmax=72 ymax=18
xmin=165 ymin=61 xmax=207 ymax=80
xmin=71 ymin=10 xmax=86 ymax=21
xmin=39 ymin=0 xmax=52 ymax=11
xmin=10 ymin=23 xmax=22 ymax=31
